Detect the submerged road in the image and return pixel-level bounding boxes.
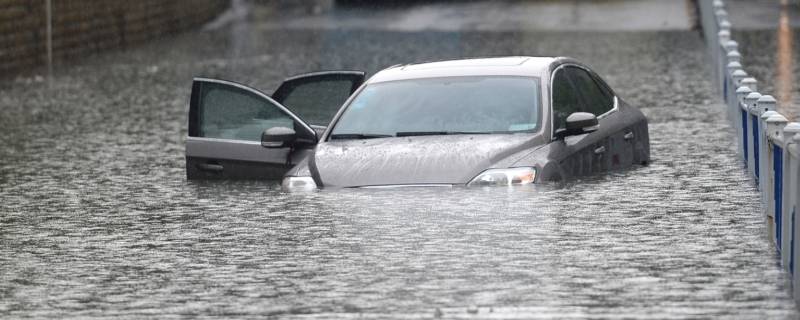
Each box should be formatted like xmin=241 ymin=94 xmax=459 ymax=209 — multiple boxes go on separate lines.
xmin=1 ymin=1 xmax=798 ymax=318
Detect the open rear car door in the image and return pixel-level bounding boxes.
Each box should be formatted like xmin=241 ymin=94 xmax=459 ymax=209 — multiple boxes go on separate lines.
xmin=272 ymin=71 xmax=365 ymax=129
xmin=186 ymin=71 xmax=365 ymax=180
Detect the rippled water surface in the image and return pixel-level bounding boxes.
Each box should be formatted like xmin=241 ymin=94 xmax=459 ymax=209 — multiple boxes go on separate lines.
xmin=727 ymin=0 xmax=800 ymax=119
xmin=1 ymin=2 xmax=798 ymax=319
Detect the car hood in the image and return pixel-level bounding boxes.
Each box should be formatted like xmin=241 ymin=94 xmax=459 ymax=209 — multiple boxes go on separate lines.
xmin=311 ymin=134 xmax=541 ymax=187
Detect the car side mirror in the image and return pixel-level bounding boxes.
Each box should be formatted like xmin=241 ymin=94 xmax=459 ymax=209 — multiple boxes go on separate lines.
xmin=555 ymin=112 xmax=599 ymax=140
xmin=261 ymin=126 xmax=296 ymax=148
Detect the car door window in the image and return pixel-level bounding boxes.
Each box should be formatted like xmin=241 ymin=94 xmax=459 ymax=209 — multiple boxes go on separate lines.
xmin=278 ymin=80 xmax=353 ymax=125
xmin=590 ymin=72 xmax=615 ymax=105
xmin=551 ymin=69 xmax=581 ymax=130
xmin=196 ymin=81 xmax=294 ymax=141
xmin=272 ymin=72 xmax=365 ymax=126
xmin=567 ymin=67 xmax=614 ymax=116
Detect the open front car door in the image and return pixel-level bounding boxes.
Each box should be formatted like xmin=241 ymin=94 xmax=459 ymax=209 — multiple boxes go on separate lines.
xmin=186 ymin=71 xmax=364 ymax=180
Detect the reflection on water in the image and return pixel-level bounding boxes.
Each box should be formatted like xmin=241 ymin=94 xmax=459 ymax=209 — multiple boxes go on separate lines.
xmin=776 ymin=0 xmax=795 ymax=118
xmin=733 ymin=0 xmax=800 ymax=120
xmin=0 ymin=3 xmax=797 ymax=318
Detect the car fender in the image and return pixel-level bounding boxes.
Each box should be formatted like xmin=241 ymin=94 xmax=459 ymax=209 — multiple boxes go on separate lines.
xmin=506 ymin=143 xmax=566 ymax=182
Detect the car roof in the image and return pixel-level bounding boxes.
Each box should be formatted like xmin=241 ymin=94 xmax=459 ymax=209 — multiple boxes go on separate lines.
xmin=368 ymin=56 xmax=556 ymax=84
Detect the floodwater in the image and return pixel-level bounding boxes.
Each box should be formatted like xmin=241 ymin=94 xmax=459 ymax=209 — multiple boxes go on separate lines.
xmin=727 ymin=0 xmax=800 ymax=119
xmin=1 ymin=1 xmax=798 ymax=318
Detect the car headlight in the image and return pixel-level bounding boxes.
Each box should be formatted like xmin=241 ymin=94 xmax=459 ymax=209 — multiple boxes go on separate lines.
xmin=281 ymin=176 xmax=318 ymax=191
xmin=467 ymin=167 xmax=536 ymax=187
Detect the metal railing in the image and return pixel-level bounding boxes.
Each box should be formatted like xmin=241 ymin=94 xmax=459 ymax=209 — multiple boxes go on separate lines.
xmin=699 ymin=0 xmax=800 ymax=300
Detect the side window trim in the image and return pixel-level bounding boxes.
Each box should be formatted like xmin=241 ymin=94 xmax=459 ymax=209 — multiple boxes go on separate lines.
xmin=189 ymin=77 xmax=317 ymax=141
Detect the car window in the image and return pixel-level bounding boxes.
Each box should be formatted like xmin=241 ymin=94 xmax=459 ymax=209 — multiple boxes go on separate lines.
xmin=566 ymin=66 xmax=614 ymax=116
xmin=551 ymin=69 xmax=581 ymax=130
xmin=197 ymin=82 xmax=294 ymax=141
xmin=590 ymin=72 xmax=615 ymax=104
xmin=278 ymin=79 xmax=355 ymax=126
xmin=329 ymin=76 xmax=541 ymax=137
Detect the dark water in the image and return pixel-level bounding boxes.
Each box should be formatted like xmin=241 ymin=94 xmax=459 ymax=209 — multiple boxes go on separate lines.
xmin=728 ymin=0 xmax=800 ymax=120
xmin=1 ymin=2 xmax=798 ymax=319
xmin=734 ymin=27 xmax=800 ymax=120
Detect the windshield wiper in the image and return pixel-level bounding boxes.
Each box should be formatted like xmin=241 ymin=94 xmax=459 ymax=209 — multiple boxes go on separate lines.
xmin=395 ymin=131 xmax=492 ymax=137
xmin=329 ymin=133 xmax=393 ymax=140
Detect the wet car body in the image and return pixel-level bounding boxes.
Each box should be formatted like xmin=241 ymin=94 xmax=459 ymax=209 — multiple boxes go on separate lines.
xmin=185 ymin=56 xmax=650 ymax=188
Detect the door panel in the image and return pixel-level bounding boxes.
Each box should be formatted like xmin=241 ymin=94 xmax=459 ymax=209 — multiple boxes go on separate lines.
xmin=608 ymin=123 xmax=635 ymax=170
xmin=272 ymin=71 xmax=365 ymax=126
xmin=187 ymin=78 xmax=316 ymax=180
xmin=632 ymin=120 xmax=650 ymax=164
xmin=552 ymin=66 xmax=610 ymax=177
xmin=186 ymin=139 xmax=314 ymax=180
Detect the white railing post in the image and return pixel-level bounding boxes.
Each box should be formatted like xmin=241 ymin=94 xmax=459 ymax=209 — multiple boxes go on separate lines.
xmin=762 ymin=110 xmax=779 ymax=197
xmin=745 ymin=92 xmax=763 ymax=177
xmin=767 ymin=114 xmax=789 ymax=248
xmin=734 ymin=71 xmax=750 ymax=164
xmin=706 ymin=1 xmax=724 ymax=54
xmin=716 ymin=9 xmax=729 ymax=24
xmin=736 ymin=86 xmax=753 ymax=161
xmin=789 ymin=133 xmax=800 ymax=292
xmin=727 ymin=50 xmax=741 ymax=64
xmin=742 ymin=77 xmax=758 ymax=92
xmin=718 ymin=24 xmax=732 ymax=95
xmin=718 ymin=29 xmax=731 ymax=43
xmin=731 ymin=69 xmax=748 ymax=90
xmin=712 ymin=7 xmax=728 ymax=92
xmin=719 ymin=19 xmax=731 ymax=31
xmin=781 ymin=122 xmax=800 ymax=268
xmin=725 ymin=61 xmax=742 ymax=114
xmin=721 ymin=40 xmax=738 ymax=95
xmin=724 ymin=40 xmax=739 ymax=60
xmin=753 ymin=95 xmax=775 ymax=188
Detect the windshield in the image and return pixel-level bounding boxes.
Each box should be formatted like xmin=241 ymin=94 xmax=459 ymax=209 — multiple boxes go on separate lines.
xmin=329 ymin=76 xmax=541 ymax=139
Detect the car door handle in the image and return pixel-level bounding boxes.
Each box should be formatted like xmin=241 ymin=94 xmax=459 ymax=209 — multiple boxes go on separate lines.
xmin=624 ymin=131 xmax=635 ymax=140
xmin=594 ymin=146 xmax=606 ymax=155
xmin=197 ymin=163 xmax=223 ymax=172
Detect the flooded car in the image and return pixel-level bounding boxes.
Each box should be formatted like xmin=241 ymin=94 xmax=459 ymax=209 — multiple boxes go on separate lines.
xmin=185 ymin=56 xmax=650 ymax=189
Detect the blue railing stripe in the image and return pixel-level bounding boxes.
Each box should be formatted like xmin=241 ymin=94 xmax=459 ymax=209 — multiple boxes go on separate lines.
xmin=775 ymin=144 xmax=784 ymax=252
xmin=792 ymin=207 xmax=796 ymax=275
xmin=723 ymin=76 xmax=728 ymax=103
xmin=752 ymin=115 xmax=760 ymax=179
xmin=742 ymin=110 xmax=748 ymax=164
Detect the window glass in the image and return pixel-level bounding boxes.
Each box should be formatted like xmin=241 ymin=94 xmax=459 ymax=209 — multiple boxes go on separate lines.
xmin=590 ymin=73 xmax=615 ymax=104
xmin=330 ymin=76 xmax=540 ymax=136
xmin=198 ymin=82 xmax=293 ymax=141
xmin=279 ymin=79 xmax=354 ymax=126
xmin=551 ymin=70 xmax=581 ymax=130
xmin=567 ymin=67 xmax=614 ymax=116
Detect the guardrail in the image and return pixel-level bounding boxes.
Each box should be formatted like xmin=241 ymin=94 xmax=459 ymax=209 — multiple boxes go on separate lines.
xmin=698 ymin=0 xmax=800 ymax=300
